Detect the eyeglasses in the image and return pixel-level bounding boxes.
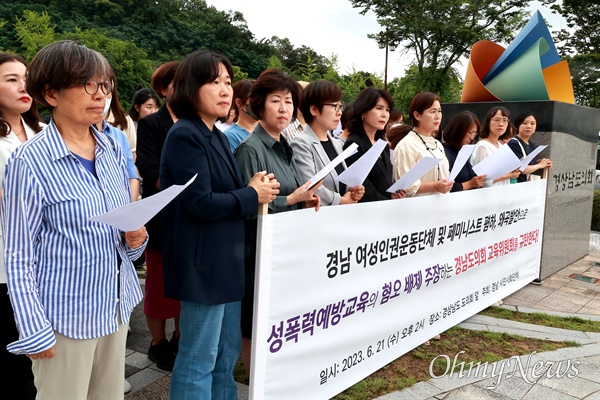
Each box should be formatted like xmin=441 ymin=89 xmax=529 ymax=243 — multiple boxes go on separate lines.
xmin=491 ymin=117 xmax=509 ymax=124
xmin=82 ymin=80 xmax=113 ymax=96
xmin=468 ymin=130 xmax=478 ymax=138
xmin=323 ymin=103 xmax=345 ymax=112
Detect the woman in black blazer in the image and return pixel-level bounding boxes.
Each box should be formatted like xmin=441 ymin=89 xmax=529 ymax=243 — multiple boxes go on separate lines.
xmin=135 ymin=61 xmax=182 ymax=372
xmin=160 ymin=50 xmax=278 ymax=400
xmin=342 ymin=87 xmax=405 ymax=202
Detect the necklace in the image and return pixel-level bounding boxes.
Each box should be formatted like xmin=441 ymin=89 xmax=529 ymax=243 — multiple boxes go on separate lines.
xmin=413 ymin=130 xmax=442 ymax=180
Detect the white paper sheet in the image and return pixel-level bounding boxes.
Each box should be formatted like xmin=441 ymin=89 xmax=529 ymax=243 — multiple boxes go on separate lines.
xmin=306 ymin=143 xmax=358 ymax=190
xmin=386 ymin=157 xmax=443 ymax=193
xmin=448 ymin=144 xmax=476 ymax=181
xmin=336 ymin=139 xmax=388 ymax=187
xmin=89 ymin=174 xmax=197 ymax=231
xmin=472 ymin=145 xmax=522 ymax=181
xmin=519 ymin=145 xmax=548 ymax=171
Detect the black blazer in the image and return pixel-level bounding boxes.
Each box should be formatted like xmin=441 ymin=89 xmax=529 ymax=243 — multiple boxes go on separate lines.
xmin=135 ymin=105 xmax=174 ymax=249
xmin=343 ymin=131 xmax=393 ymax=202
xmin=160 ymin=116 xmax=258 ymax=305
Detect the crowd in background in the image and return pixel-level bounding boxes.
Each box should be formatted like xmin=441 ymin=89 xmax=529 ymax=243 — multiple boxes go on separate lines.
xmin=0 ymin=42 xmax=553 ymax=400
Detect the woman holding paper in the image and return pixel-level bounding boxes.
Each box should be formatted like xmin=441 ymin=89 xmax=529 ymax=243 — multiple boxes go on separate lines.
xmin=442 ymin=111 xmax=487 ymax=192
xmin=342 ymin=87 xmax=404 ymax=202
xmin=2 ymin=40 xmax=147 ymax=399
xmin=470 ymin=106 xmax=521 ymax=187
xmin=393 ymin=92 xmax=453 ymax=196
xmin=508 ymin=112 xmax=552 ymax=183
xmin=291 ymin=80 xmax=365 ymax=206
xmin=160 ymin=51 xmax=280 ymax=399
xmin=234 ymin=68 xmax=322 ymax=374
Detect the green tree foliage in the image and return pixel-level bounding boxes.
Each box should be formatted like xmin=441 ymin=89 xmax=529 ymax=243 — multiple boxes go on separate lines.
xmin=61 ymin=28 xmax=154 ymax=110
xmin=541 ymin=0 xmax=599 ymax=108
xmin=14 ymin=10 xmax=56 ymax=60
xmin=350 ymin=0 xmax=529 ymax=98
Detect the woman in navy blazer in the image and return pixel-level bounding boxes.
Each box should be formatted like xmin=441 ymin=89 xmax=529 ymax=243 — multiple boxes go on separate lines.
xmin=160 ymin=50 xmax=279 ymax=400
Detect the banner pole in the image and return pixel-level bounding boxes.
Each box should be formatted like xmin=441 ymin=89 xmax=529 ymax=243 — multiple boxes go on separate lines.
xmin=249 ymin=175 xmax=271 ymax=399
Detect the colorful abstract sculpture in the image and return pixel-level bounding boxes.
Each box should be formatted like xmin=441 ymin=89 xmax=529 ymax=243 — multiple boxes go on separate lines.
xmin=461 ymin=11 xmax=575 ymax=104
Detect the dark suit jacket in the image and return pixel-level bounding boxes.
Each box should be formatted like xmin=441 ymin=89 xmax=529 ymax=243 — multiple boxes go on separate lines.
xmin=160 ymin=116 xmax=258 ymax=305
xmin=343 ymin=131 xmax=393 ymax=202
xmin=444 ymin=144 xmax=478 ymax=192
xmin=135 ymin=105 xmax=174 ymax=249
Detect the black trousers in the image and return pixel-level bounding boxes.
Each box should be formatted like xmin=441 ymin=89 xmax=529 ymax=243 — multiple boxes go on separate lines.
xmin=0 ymin=284 xmax=36 ymax=400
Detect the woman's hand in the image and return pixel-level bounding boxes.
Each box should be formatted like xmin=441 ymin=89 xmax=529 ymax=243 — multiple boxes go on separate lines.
xmin=464 ymin=175 xmax=487 ymax=190
xmin=536 ymin=158 xmax=553 ymax=171
xmin=248 ymin=171 xmax=280 ymax=204
xmin=124 ymin=226 xmax=147 ymax=249
xmin=287 ymin=180 xmax=322 ymax=210
xmin=27 ymin=347 xmax=55 ymax=360
xmin=391 ymin=189 xmax=407 ymax=199
xmin=434 ymin=179 xmax=454 ymax=194
xmin=340 ymin=185 xmax=365 ymax=204
xmin=304 ymin=194 xmax=321 ymax=212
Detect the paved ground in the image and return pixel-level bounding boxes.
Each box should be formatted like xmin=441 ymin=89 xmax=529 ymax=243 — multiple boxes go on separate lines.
xmin=125 ymin=242 xmax=600 ymax=400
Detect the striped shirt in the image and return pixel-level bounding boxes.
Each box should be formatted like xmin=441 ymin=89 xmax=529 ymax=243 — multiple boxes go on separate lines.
xmin=2 ymin=120 xmax=145 ymax=355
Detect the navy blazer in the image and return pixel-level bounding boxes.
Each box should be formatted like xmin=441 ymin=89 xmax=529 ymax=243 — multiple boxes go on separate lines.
xmin=160 ymin=116 xmax=258 ymax=305
xmin=343 ymin=130 xmax=393 ymax=202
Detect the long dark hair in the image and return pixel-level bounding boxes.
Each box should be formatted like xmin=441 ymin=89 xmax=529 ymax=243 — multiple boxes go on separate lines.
xmin=348 ymin=87 xmax=394 ymax=141
xmin=0 ymin=52 xmax=43 ymax=137
xmin=129 ymin=88 xmax=161 ymax=122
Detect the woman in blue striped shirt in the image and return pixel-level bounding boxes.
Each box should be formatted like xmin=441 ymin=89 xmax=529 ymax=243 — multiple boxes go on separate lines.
xmin=2 ymin=40 xmax=148 ymax=399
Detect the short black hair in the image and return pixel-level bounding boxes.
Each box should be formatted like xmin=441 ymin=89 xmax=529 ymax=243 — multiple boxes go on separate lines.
xmin=300 ymin=80 xmax=343 ymax=125
xmin=170 ymin=50 xmax=234 ymax=120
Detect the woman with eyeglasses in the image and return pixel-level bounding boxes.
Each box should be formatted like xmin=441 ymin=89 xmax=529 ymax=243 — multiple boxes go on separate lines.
xmin=1 ymin=41 xmax=148 ymax=399
xmin=392 ymin=91 xmax=454 ymax=197
xmin=471 ymin=106 xmax=520 ymax=187
xmin=441 ymin=111 xmax=487 ymax=192
xmin=291 ymin=80 xmax=365 ymax=206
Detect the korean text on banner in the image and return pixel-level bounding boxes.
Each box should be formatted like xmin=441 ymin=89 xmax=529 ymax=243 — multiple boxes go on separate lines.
xmin=250 ymin=180 xmax=546 ymax=399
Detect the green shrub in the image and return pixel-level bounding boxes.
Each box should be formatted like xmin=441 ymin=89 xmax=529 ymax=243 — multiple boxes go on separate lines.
xmin=592 ymin=190 xmax=600 ymax=231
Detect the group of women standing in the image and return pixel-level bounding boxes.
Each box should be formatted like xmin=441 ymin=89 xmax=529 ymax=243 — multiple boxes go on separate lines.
xmin=0 ymin=42 xmax=553 ymax=400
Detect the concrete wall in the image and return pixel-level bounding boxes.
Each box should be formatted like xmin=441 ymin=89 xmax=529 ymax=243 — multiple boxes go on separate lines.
xmin=441 ymin=101 xmax=600 ymax=279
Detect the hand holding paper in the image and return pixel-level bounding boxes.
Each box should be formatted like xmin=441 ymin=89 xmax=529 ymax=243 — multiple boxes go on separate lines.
xmin=306 ymin=143 xmax=358 ymax=190
xmin=89 ymin=174 xmax=197 ymax=231
xmin=472 ymin=145 xmax=522 ymax=181
xmin=519 ymin=145 xmax=548 ymax=171
xmin=387 ymin=157 xmax=443 ymax=193
xmin=336 ymin=139 xmax=388 ymax=187
xmin=448 ymin=144 xmax=476 ymax=181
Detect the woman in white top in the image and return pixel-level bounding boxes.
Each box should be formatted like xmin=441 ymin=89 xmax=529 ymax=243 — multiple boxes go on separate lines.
xmin=393 ymin=91 xmax=454 ymax=197
xmin=0 ymin=52 xmax=45 ymax=400
xmin=471 ymin=106 xmax=520 ymax=187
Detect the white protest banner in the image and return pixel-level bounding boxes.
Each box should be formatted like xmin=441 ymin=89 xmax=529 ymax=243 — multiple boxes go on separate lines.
xmin=250 ymin=180 xmax=546 ymax=399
